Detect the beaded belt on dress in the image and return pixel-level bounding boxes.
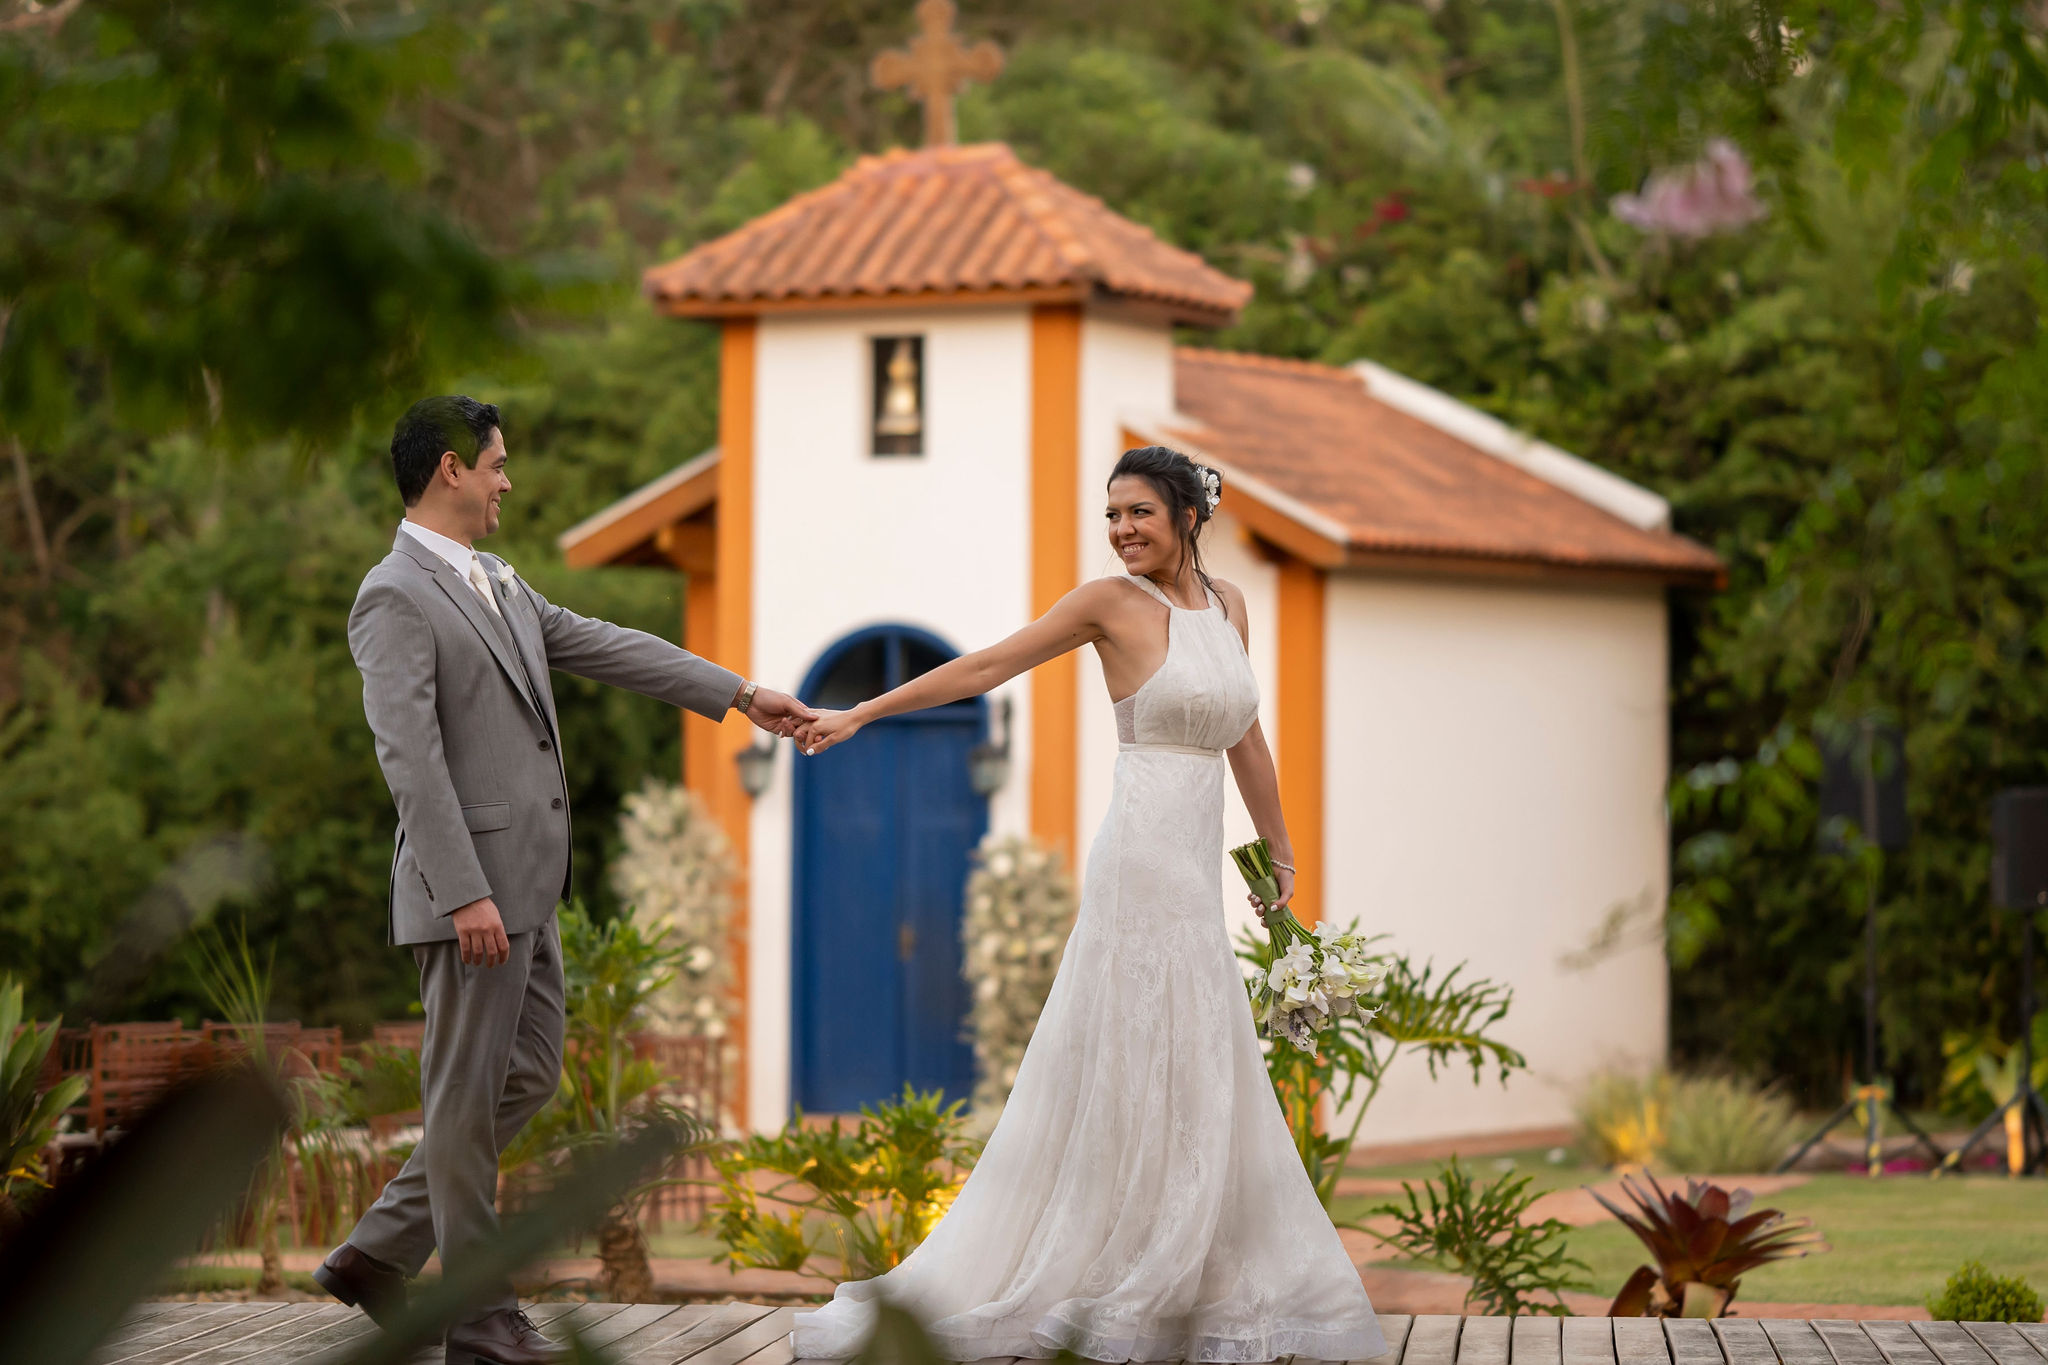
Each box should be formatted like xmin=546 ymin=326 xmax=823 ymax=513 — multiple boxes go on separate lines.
xmin=1119 ymin=741 xmax=1224 ymax=758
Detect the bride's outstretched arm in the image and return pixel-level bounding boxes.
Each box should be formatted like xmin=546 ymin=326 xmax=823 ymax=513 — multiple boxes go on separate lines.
xmin=797 ymin=579 xmax=1120 ymax=753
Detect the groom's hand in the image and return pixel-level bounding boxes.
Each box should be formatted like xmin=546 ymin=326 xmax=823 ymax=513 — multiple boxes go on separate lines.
xmin=744 ymin=685 xmax=815 ymax=739
xmin=451 ymin=896 xmax=512 ymax=967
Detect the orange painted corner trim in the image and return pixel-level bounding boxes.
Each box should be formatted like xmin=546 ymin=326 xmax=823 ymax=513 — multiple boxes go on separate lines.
xmin=1029 ymin=305 xmax=1082 ymax=857
xmin=713 ymin=318 xmax=756 ymax=1130
xmin=1274 ymin=558 xmax=1326 ymax=927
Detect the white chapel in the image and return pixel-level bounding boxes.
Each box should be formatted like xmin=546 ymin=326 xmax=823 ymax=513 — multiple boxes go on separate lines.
xmin=558 ymin=124 xmax=1722 ymax=1145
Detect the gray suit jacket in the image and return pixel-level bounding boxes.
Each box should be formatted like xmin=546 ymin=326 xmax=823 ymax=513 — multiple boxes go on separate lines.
xmin=350 ymin=529 xmax=742 ymax=946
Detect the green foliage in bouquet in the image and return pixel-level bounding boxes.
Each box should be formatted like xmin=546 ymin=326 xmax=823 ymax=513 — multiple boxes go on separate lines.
xmin=1926 ymin=1261 xmax=2044 ymax=1324
xmin=1365 ymin=1156 xmax=1588 ymax=1316
xmin=0 ymin=975 xmax=86 ymax=1219
xmin=1235 ymin=924 xmax=1524 ymax=1208
xmin=1596 ymin=1174 xmax=1825 ymax=1318
xmin=961 ymin=836 xmax=1076 ymax=1123
xmin=709 ymin=1086 xmax=982 ymax=1283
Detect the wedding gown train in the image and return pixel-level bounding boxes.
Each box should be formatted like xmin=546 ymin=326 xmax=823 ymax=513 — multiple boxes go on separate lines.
xmin=790 ymin=574 xmax=1384 ymax=1363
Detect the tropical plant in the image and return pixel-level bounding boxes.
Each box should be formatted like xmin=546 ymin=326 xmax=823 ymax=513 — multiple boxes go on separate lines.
xmin=0 ymin=975 xmax=86 ymax=1221
xmin=960 ymin=836 xmax=1076 ymax=1125
xmin=1363 ymin=1156 xmax=1589 ymax=1316
xmin=1660 ymin=1074 xmax=1803 ymax=1175
xmin=498 ymin=903 xmax=709 ymax=1302
xmin=1595 ymin=1174 xmax=1827 ymax=1318
xmin=1926 ymin=1261 xmax=2044 ymax=1324
xmin=611 ymin=779 xmax=738 ymax=1043
xmin=709 ymin=1086 xmax=982 ymax=1283
xmin=1235 ymin=925 xmax=1524 ymax=1207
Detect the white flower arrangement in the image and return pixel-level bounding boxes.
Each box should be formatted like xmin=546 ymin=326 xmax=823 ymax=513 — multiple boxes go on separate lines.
xmin=610 ymin=779 xmax=737 ymax=1041
xmin=1201 ymin=468 xmax=1221 ymax=512
xmin=1252 ymin=919 xmax=1385 ymax=1053
xmin=960 ymin=834 xmax=1076 ymax=1127
xmin=494 ymin=561 xmax=517 ymax=585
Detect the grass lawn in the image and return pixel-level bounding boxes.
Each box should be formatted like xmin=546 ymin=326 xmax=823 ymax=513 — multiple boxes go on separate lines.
xmin=1335 ymin=1149 xmax=2048 ymax=1309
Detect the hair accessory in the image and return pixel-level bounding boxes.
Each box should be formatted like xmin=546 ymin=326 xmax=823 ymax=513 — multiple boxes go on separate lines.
xmin=1201 ymin=467 xmax=1221 ymax=512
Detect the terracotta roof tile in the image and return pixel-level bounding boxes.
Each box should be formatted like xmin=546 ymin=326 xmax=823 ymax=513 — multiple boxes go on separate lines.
xmin=643 ymin=144 xmax=1252 ymax=322
xmin=1162 ymin=349 xmax=1724 ymax=585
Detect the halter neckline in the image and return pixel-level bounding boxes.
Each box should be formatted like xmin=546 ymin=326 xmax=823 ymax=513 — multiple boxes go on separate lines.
xmin=1126 ymin=572 xmax=1217 ymax=613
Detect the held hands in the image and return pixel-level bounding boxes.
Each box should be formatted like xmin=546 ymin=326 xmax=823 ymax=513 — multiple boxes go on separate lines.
xmin=794 ymin=708 xmax=863 ymax=755
xmin=451 ymin=896 xmax=512 ymax=968
xmin=743 ymin=685 xmax=816 ymax=739
xmin=1248 ymin=865 xmax=1296 ymax=926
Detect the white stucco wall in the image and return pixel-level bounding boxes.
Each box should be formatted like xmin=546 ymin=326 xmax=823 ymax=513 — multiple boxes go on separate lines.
xmin=745 ymin=305 xmax=1035 ymax=1130
xmin=1323 ymin=574 xmax=1671 ymax=1146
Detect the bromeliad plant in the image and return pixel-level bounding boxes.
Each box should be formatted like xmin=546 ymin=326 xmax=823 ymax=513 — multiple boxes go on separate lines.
xmin=1594 ymin=1173 xmax=1827 ymax=1317
xmin=709 ymin=1085 xmax=982 ymax=1283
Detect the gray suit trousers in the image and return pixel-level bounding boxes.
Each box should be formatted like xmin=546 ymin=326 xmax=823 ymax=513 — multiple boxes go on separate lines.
xmin=347 ymin=921 xmax=565 ymax=1319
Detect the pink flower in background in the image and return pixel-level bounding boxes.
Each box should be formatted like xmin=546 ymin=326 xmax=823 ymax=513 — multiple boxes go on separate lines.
xmin=1611 ymin=139 xmax=1768 ymax=238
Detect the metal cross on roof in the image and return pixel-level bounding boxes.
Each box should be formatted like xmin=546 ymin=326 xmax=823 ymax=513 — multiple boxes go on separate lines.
xmin=870 ymin=0 xmax=1004 ymax=147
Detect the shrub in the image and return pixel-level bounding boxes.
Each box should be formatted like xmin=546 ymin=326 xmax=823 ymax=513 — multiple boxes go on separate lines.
xmin=1927 ymin=1261 xmax=2044 ymax=1324
xmin=708 ymin=1086 xmax=982 ymax=1283
xmin=1576 ymin=1070 xmax=1668 ymax=1167
xmin=960 ymin=837 xmax=1075 ymax=1124
xmin=611 ymin=780 xmax=738 ymax=1043
xmin=1662 ymin=1073 xmax=1801 ymax=1174
xmin=1363 ymin=1156 xmax=1588 ymax=1316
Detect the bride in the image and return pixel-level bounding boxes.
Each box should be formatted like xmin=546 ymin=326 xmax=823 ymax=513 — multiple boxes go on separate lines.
xmin=789 ymin=446 xmax=1383 ymax=1364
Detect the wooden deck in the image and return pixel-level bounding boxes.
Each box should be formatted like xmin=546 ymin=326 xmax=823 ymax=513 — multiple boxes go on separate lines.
xmin=88 ymin=1306 xmax=2048 ymax=1365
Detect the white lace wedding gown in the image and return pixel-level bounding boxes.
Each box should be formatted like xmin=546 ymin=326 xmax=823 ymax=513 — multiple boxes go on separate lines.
xmin=791 ymin=574 xmax=1384 ymax=1364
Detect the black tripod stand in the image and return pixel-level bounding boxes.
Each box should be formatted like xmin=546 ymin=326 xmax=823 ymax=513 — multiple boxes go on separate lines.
xmin=1776 ymin=720 xmax=1944 ymax=1175
xmin=1938 ymin=786 xmax=2048 ymax=1176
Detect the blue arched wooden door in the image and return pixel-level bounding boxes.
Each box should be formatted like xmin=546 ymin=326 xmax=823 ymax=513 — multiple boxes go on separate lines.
xmin=792 ymin=626 xmax=986 ymax=1114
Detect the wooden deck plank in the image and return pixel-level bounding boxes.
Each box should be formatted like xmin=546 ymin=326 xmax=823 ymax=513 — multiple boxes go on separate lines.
xmin=1457 ymin=1316 xmax=1511 ymax=1365
xmin=1514 ymin=1315 xmax=1564 ymax=1365
xmin=95 ymin=1304 xmax=215 ymax=1356
xmin=613 ymin=1301 xmax=780 ymax=1364
xmin=735 ymin=1324 xmax=796 ymax=1365
xmin=94 ymin=1304 xmax=248 ymax=1359
xmin=276 ymin=1308 xmax=391 ymax=1365
xmin=1711 ymin=1319 xmax=1780 ymax=1365
xmin=665 ymin=1306 xmax=796 ymax=1365
xmin=1564 ymin=1317 xmax=1617 ymax=1365
xmin=1863 ymin=1323 xmax=1943 ymax=1365
xmin=1363 ymin=1314 xmax=1413 ymax=1365
xmin=98 ymin=1304 xmax=298 ymax=1365
xmin=1614 ymin=1317 xmax=1672 ymax=1365
xmin=1666 ymin=1319 xmax=1726 ymax=1365
xmin=576 ymin=1304 xmax=684 ymax=1350
xmin=1960 ymin=1323 xmax=2048 ymax=1365
xmin=2014 ymin=1330 xmax=2048 ymax=1360
xmin=1403 ymin=1315 xmax=1465 ymax=1365
xmin=160 ymin=1304 xmax=357 ymax=1365
xmin=1761 ymin=1320 xmax=1838 ymax=1365
xmin=1914 ymin=1324 xmax=1999 ymax=1365
xmin=1814 ymin=1321 xmax=1890 ymax=1365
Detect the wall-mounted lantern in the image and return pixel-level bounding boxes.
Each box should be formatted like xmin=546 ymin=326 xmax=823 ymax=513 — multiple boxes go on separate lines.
xmin=968 ymin=695 xmax=1013 ymax=797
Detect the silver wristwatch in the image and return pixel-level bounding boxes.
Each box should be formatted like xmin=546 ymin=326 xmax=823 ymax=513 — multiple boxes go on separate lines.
xmin=734 ymin=679 xmax=759 ymax=714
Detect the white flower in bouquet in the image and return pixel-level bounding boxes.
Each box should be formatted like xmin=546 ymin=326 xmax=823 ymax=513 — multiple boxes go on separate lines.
xmin=1232 ymin=838 xmax=1385 ymax=1053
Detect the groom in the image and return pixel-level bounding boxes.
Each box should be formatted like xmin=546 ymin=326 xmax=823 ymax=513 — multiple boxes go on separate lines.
xmin=316 ymin=396 xmax=811 ymax=1364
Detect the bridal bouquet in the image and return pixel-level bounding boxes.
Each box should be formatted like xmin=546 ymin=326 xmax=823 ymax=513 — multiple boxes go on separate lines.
xmin=1230 ymin=838 xmax=1383 ymax=1053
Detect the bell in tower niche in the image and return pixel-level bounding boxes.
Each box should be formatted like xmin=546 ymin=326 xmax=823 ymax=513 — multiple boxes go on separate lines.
xmin=871 ymin=335 xmax=925 ymax=456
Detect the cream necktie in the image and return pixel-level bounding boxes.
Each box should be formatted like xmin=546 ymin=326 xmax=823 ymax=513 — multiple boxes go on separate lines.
xmin=464 ymin=555 xmax=504 ymax=618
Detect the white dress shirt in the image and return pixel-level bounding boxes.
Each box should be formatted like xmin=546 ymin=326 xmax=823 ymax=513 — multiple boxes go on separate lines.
xmin=400 ymin=519 xmax=501 ymax=616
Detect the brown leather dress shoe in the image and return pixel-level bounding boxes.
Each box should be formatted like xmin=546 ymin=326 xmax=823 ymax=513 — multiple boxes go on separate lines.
xmin=312 ymin=1242 xmax=408 ymax=1328
xmin=444 ymin=1308 xmax=571 ymax=1365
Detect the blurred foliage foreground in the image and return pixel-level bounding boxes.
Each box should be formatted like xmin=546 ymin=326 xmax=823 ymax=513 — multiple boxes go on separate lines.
xmin=4 ymin=0 xmax=2048 ymax=1110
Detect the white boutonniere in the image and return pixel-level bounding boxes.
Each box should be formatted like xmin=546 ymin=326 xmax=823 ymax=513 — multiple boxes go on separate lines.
xmin=494 ymin=562 xmax=517 ymax=587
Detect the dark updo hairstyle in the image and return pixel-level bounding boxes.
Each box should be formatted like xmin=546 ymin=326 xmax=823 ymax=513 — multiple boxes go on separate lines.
xmin=1109 ymin=445 xmax=1221 ymax=590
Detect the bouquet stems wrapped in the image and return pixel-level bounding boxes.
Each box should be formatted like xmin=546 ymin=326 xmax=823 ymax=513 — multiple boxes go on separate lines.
xmin=1230 ymin=837 xmax=1383 ymax=1053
